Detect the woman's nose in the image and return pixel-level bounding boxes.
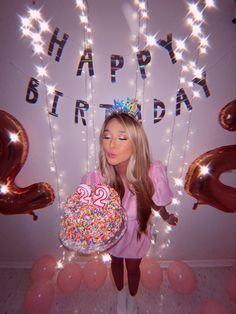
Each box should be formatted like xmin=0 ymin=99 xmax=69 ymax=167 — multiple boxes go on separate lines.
xmin=109 ymin=138 xmax=116 ymax=148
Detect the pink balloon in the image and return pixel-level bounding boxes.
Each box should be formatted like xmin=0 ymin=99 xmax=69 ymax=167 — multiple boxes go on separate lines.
xmin=56 ymin=263 xmax=82 ymax=294
xmin=226 ymin=276 xmax=236 ymax=304
xmin=31 ymin=255 xmax=56 ymax=283
xmin=199 ymin=300 xmax=231 ymax=314
xmin=83 ymin=260 xmax=107 ymax=289
xmin=24 ymin=280 xmax=54 ymax=314
xmin=167 ymin=260 xmax=196 ymax=294
xmin=140 ymin=258 xmax=163 ymax=289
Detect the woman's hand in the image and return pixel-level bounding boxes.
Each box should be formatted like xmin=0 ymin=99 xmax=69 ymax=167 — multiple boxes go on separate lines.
xmin=153 ymin=205 xmax=178 ymax=226
xmin=166 ymin=213 xmax=178 ymax=226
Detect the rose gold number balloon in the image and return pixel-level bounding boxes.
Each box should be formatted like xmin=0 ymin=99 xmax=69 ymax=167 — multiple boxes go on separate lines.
xmin=0 ymin=110 xmax=55 ymax=220
xmin=185 ymin=100 xmax=236 ymax=213
xmin=219 ymin=99 xmax=236 ymax=131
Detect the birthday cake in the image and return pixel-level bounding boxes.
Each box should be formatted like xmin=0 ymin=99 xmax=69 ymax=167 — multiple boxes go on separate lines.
xmin=60 ymin=184 xmax=127 ymax=254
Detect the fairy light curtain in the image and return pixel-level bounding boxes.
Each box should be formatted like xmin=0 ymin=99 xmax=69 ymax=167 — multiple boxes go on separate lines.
xmin=16 ymin=0 xmax=219 ymax=262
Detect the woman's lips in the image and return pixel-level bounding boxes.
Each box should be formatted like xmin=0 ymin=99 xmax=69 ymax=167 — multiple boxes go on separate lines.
xmin=107 ymin=152 xmax=116 ymax=159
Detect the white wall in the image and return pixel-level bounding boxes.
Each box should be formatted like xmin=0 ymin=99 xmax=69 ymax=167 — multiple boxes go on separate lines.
xmin=0 ymin=0 xmax=235 ymax=266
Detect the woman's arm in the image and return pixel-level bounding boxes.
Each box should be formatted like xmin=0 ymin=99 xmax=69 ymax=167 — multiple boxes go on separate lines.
xmin=153 ymin=205 xmax=178 ymax=226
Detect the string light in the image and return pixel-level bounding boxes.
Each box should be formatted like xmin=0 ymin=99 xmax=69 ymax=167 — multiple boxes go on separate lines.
xmin=205 ymin=0 xmax=215 ymax=8
xmin=175 ymin=51 xmax=183 ymax=61
xmin=33 ymin=43 xmax=44 ymax=55
xmin=174 ymin=177 xmax=184 ymax=187
xmin=188 ymin=3 xmax=203 ymax=22
xmin=80 ymin=14 xmax=88 ymax=24
xmin=46 ymin=84 xmax=56 ymax=95
xmin=19 ymin=8 xmax=50 ymax=56
xmin=164 ymin=225 xmax=172 ymax=234
xmin=145 ymin=33 xmax=158 ymax=47
xmin=20 ymin=4 xmax=67 ymax=225
xmin=193 ymin=90 xmax=201 ymax=98
xmin=39 ymin=20 xmax=50 ymax=32
xmin=56 ymin=260 xmax=64 ymax=269
xmin=175 ymin=38 xmax=187 ymax=51
xmin=192 ymin=65 xmax=205 ymax=77
xmin=75 ymin=1 xmax=97 ymax=172
xmin=200 ymin=36 xmax=209 ymax=47
xmin=28 ymin=8 xmax=42 ymax=20
xmin=18 ymin=0 xmax=218 ymax=263
xmin=35 ymin=65 xmax=48 ymax=78
xmin=102 ymin=253 xmax=111 ymax=263
xmin=166 ymin=1 xmax=216 ymax=216
xmin=75 ymin=0 xmax=86 ymax=10
xmin=172 ymin=198 xmax=180 ymax=205
xmin=191 ymin=23 xmax=203 ymax=37
xmin=138 ymin=1 xmax=146 ymax=11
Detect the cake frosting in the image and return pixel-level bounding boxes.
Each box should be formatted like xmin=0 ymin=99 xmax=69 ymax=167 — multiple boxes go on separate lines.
xmin=60 ymin=184 xmax=127 ymax=254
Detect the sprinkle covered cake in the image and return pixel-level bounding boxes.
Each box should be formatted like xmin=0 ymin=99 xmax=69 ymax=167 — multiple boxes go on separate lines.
xmin=60 ymin=184 xmax=127 ymax=254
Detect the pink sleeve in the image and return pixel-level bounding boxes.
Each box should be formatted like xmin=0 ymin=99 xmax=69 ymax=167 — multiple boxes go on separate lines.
xmin=150 ymin=161 xmax=173 ymax=206
xmin=80 ymin=170 xmax=102 ymax=185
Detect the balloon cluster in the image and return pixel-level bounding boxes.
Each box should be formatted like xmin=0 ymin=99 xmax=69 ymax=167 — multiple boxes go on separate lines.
xmin=0 ymin=110 xmax=55 ymax=220
xmin=24 ymin=256 xmax=235 ymax=313
xmin=24 ymin=255 xmax=108 ymax=314
xmin=185 ymin=99 xmax=236 ymax=213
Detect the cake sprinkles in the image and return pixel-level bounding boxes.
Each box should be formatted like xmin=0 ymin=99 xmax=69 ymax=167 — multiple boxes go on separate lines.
xmin=60 ymin=184 xmax=127 ymax=254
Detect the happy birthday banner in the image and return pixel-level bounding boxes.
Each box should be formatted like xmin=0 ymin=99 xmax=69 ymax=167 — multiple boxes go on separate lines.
xmin=25 ymin=27 xmax=210 ymax=126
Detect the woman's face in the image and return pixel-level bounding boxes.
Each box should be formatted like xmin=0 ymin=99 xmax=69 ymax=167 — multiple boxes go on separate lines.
xmin=102 ymin=118 xmax=133 ymax=168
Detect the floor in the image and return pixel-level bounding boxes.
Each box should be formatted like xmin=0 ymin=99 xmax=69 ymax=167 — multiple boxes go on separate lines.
xmin=0 ymin=266 xmax=235 ymax=314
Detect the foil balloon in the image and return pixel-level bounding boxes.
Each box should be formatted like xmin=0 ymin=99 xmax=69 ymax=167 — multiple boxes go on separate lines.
xmin=185 ymin=99 xmax=236 ymax=213
xmin=219 ymin=99 xmax=236 ymax=131
xmin=0 ymin=110 xmax=55 ymax=220
xmin=185 ymin=145 xmax=236 ymax=213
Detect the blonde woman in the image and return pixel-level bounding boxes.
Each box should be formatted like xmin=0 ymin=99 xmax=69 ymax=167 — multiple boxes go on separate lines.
xmin=81 ymin=111 xmax=178 ymax=314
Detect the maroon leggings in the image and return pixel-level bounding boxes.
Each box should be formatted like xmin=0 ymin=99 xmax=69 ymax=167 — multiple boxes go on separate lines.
xmin=111 ymin=255 xmax=142 ymax=296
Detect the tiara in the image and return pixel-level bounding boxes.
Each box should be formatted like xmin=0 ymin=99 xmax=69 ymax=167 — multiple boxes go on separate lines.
xmin=111 ymin=97 xmax=141 ymax=118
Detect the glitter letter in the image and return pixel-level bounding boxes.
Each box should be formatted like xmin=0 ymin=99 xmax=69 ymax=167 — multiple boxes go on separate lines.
xmin=48 ymin=90 xmax=64 ymax=117
xmin=48 ymin=27 xmax=69 ymax=62
xmin=192 ymin=71 xmax=210 ymax=97
xmin=137 ymin=50 xmax=151 ymax=79
xmin=26 ymin=77 xmax=39 ymax=104
xmin=75 ymin=100 xmax=89 ymax=126
xmin=153 ymin=99 xmax=166 ymax=123
xmin=77 ymin=49 xmax=94 ymax=76
xmin=157 ymin=33 xmax=176 ymax=64
xmin=176 ymin=88 xmax=192 ymax=116
xmin=111 ymin=54 xmax=124 ymax=83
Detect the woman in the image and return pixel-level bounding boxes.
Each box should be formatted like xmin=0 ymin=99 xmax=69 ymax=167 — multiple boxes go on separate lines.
xmin=81 ymin=111 xmax=178 ymax=314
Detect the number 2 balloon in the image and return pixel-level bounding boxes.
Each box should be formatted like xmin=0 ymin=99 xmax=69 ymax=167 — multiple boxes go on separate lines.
xmin=185 ymin=100 xmax=236 ymax=213
xmin=0 ymin=110 xmax=55 ymax=220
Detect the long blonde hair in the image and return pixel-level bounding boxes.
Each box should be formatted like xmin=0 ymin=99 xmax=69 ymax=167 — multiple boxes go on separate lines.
xmin=99 ymin=112 xmax=155 ymax=238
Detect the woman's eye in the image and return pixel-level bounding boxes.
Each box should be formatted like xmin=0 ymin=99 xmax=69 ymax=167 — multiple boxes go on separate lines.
xmin=103 ymin=135 xmax=111 ymax=139
xmin=119 ymin=137 xmax=127 ymax=141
